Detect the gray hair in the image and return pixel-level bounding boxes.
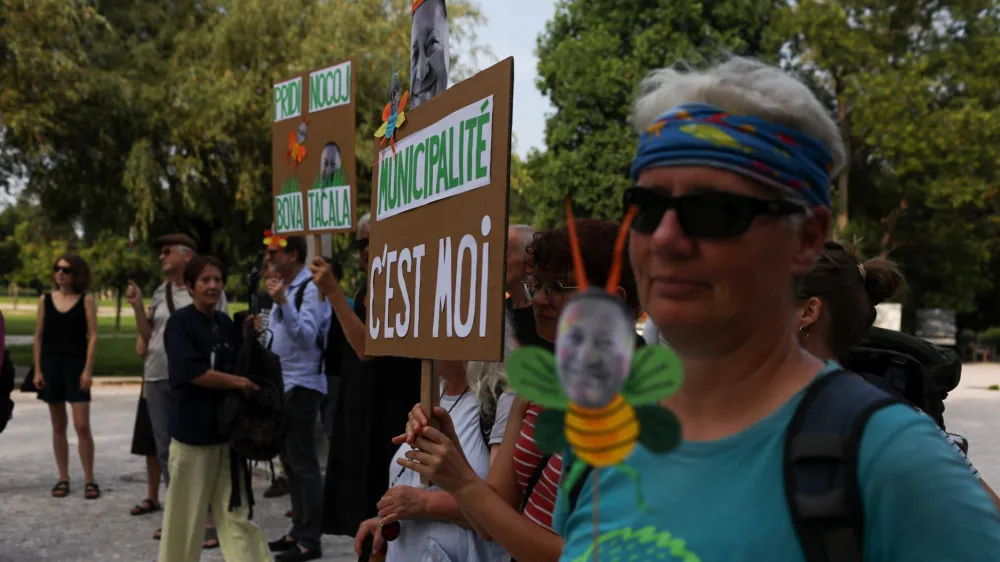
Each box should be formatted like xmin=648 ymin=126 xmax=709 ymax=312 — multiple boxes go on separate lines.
xmin=508 ymin=224 xmax=536 ymax=258
xmin=358 ymin=211 xmax=371 ymax=232
xmin=632 ymin=57 xmax=846 ymax=178
xmin=466 ymin=311 xmax=519 ymax=416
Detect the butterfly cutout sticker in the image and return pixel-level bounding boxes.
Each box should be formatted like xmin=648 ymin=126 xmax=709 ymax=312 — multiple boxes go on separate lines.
xmin=505 ymin=199 xmax=684 ymax=559
xmin=287 ymin=119 xmax=308 ymax=167
xmin=374 ymin=54 xmax=408 ymax=156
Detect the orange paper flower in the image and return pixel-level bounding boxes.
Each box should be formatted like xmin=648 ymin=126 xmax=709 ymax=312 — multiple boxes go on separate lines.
xmin=287 ymin=132 xmax=306 ymax=166
xmin=263 ymin=229 xmax=288 ymax=250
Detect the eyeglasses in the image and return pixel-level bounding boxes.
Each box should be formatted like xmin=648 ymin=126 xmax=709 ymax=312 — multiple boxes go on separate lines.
xmin=522 ymin=276 xmax=578 ymax=301
xmin=624 ymin=186 xmax=807 ymax=239
xmin=351 ymin=238 xmax=370 ymax=251
xmin=53 ymin=265 xmax=72 ymax=274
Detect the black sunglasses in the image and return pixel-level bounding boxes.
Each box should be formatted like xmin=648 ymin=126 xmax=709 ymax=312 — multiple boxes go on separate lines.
xmin=53 ymin=265 xmax=73 ymax=274
xmin=624 ymin=186 xmax=806 ymax=239
xmin=351 ymin=238 xmax=370 ymax=251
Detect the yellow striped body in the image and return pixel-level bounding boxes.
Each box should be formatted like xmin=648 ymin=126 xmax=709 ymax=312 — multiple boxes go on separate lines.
xmin=565 ymin=395 xmax=639 ymax=467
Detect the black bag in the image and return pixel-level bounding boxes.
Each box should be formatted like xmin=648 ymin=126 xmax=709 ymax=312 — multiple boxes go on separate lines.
xmin=292 ymin=281 xmax=344 ymax=378
xmin=840 ymin=327 xmax=961 ymax=429
xmin=217 ymin=319 xmax=288 ymax=461
xmin=0 ymin=350 xmax=15 ymax=434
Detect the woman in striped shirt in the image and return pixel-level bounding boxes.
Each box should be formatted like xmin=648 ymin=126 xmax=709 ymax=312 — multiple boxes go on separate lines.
xmin=396 ymin=220 xmax=642 ymax=562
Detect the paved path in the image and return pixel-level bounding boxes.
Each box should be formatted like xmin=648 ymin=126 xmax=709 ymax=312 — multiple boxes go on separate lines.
xmin=1 ymin=364 xmax=999 ymax=561
xmin=0 ymin=388 xmax=357 ymax=562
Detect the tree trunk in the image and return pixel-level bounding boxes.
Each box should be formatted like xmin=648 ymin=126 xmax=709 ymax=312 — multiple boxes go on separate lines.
xmin=836 ymin=72 xmax=850 ymax=231
xmin=115 ymin=287 xmax=123 ymax=331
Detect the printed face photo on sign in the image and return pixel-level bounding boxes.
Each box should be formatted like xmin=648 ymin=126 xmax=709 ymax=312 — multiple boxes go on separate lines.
xmin=410 ymin=0 xmax=449 ymax=108
xmin=321 ymin=143 xmax=342 ymax=184
xmin=555 ymin=294 xmax=636 ymax=409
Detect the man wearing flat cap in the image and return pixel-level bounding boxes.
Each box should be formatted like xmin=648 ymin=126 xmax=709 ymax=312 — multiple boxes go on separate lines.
xmin=126 ymin=233 xmax=228 ymax=546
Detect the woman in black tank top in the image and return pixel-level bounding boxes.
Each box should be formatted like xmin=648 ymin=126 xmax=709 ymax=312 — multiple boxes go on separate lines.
xmin=32 ymin=254 xmax=101 ymax=499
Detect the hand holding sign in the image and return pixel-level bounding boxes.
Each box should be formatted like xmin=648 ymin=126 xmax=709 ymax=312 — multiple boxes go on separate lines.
xmin=125 ymin=280 xmax=143 ymax=307
xmin=309 ymin=256 xmax=339 ymax=298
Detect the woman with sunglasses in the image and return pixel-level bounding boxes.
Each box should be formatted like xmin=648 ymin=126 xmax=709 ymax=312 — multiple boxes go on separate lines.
xmin=391 ymin=220 xmax=642 ymax=562
xmin=310 ymin=212 xmax=422 ymax=539
xmin=553 ymin=57 xmax=1000 ymax=560
xmin=32 ymin=254 xmax=100 ymax=499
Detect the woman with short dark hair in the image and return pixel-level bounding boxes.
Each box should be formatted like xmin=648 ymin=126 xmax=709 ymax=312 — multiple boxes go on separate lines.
xmin=158 ymin=255 xmax=270 ymax=562
xmin=32 ymin=253 xmax=99 ymax=499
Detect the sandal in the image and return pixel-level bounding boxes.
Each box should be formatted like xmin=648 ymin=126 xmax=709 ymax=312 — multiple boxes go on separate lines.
xmin=130 ymin=499 xmax=161 ymax=516
xmin=51 ymin=480 xmax=70 ymax=498
xmin=153 ymin=529 xmax=162 ymax=541
xmin=84 ymin=482 xmax=101 ymax=500
xmin=202 ymin=527 xmax=219 ymax=550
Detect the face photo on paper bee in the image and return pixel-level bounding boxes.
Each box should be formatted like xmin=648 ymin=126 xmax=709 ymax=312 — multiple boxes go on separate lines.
xmin=555 ymin=293 xmax=636 ymax=409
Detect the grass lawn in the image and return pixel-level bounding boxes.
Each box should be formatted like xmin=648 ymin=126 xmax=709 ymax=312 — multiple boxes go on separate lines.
xmin=7 ymin=338 xmax=144 ymax=377
xmin=3 ymin=313 xmax=138 ymax=336
xmin=4 ymin=303 xmax=250 ymax=376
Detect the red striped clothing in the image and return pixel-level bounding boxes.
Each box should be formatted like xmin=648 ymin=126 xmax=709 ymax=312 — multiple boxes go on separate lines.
xmin=514 ymin=403 xmax=563 ymax=533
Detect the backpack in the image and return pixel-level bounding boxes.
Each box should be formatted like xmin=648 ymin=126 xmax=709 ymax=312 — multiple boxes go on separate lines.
xmin=292 ymin=281 xmax=346 ymax=378
xmin=217 ymin=318 xmax=288 ymax=461
xmin=0 ymin=350 xmax=15 ymax=434
xmin=840 ymin=327 xmax=961 ymax=430
xmin=565 ymin=370 xmax=910 ymax=562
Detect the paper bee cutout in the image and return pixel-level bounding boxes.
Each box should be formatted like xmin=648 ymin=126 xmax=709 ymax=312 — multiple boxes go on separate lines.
xmin=506 ymin=199 xmax=684 ymax=500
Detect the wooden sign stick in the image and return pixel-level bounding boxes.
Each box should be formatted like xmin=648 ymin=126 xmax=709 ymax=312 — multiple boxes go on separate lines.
xmin=419 ymin=358 xmax=439 ymax=485
xmin=313 ymin=235 xmax=325 ymax=301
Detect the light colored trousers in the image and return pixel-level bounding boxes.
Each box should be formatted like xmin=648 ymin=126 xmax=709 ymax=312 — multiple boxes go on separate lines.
xmin=158 ymin=440 xmax=271 ymax=562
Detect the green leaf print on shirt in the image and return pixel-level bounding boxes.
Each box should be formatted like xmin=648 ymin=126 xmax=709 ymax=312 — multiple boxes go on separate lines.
xmin=572 ymin=526 xmax=701 ymax=562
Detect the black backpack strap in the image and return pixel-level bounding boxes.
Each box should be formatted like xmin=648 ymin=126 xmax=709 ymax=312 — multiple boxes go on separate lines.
xmin=164 ymin=281 xmax=176 ymax=314
xmin=293 ymin=281 xmax=308 ymax=312
xmin=520 ymin=453 xmax=553 ymax=514
xmin=784 ymin=369 xmax=902 ymax=562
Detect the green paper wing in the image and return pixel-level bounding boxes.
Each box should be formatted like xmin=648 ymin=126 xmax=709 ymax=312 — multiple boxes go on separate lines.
xmin=622 ymin=346 xmax=684 ymax=406
xmin=505 ymin=346 xmax=569 ymax=409
xmin=533 ymin=409 xmax=568 ymax=454
xmin=635 ymin=406 xmax=682 ymax=454
xmin=560 ymin=459 xmax=590 ymax=495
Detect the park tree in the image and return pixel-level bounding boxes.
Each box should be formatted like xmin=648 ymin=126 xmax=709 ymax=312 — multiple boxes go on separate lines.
xmin=779 ymin=0 xmax=1000 ymax=316
xmin=1 ymin=0 xmax=484 ymax=288
xmin=525 ymin=0 xmax=786 ymax=226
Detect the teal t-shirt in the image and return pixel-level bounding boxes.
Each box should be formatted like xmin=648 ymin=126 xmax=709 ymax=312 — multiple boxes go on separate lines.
xmin=553 ymin=362 xmax=1000 ymax=561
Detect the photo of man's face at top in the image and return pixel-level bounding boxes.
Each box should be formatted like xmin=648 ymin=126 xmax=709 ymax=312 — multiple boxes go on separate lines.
xmin=410 ymin=0 xmax=449 ymax=109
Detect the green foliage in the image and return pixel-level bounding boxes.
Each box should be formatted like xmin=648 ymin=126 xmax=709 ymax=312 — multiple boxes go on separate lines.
xmin=0 ymin=0 xmax=485 ymax=290
xmin=779 ymin=0 xmax=1000 ymax=313
xmin=526 ymin=0 xmax=786 ymax=226
xmin=979 ymin=327 xmax=1000 ymax=346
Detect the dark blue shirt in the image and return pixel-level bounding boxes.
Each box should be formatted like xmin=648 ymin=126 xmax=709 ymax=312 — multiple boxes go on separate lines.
xmin=164 ymin=305 xmax=236 ymax=446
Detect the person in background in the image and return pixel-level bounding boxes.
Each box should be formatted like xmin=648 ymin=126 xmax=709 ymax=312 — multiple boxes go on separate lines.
xmin=264 ymin=235 xmax=332 ymax=562
xmin=33 ymin=254 xmax=100 ymax=500
xmin=354 ymin=353 xmax=516 ymax=562
xmin=393 ymin=220 xmax=641 ymax=562
xmin=796 ymin=240 xmax=1000 ymax=513
xmin=129 ymin=343 xmax=162 ymax=518
xmin=506 ymin=224 xmax=544 ymax=348
xmin=311 ymin=212 xmax=421 ymax=539
xmin=158 ymin=255 xmax=269 ymax=562
xmin=552 ymin=56 xmax=1000 ymax=561
xmin=127 ymin=233 xmax=227 ymax=547
xmin=0 ymin=310 xmax=11 ymax=435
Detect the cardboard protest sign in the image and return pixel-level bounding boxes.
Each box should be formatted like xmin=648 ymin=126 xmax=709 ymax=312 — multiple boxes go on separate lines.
xmin=272 ymin=57 xmax=357 ymax=235
xmin=366 ymin=57 xmax=514 ymax=362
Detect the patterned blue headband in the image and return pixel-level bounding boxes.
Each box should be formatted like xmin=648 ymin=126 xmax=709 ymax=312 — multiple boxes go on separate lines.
xmin=630 ymin=103 xmax=835 ymax=207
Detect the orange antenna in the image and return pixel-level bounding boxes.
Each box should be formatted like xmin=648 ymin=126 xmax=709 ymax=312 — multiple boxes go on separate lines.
xmin=605 ymin=205 xmax=638 ymax=294
xmin=564 ymin=197 xmax=590 ymax=291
